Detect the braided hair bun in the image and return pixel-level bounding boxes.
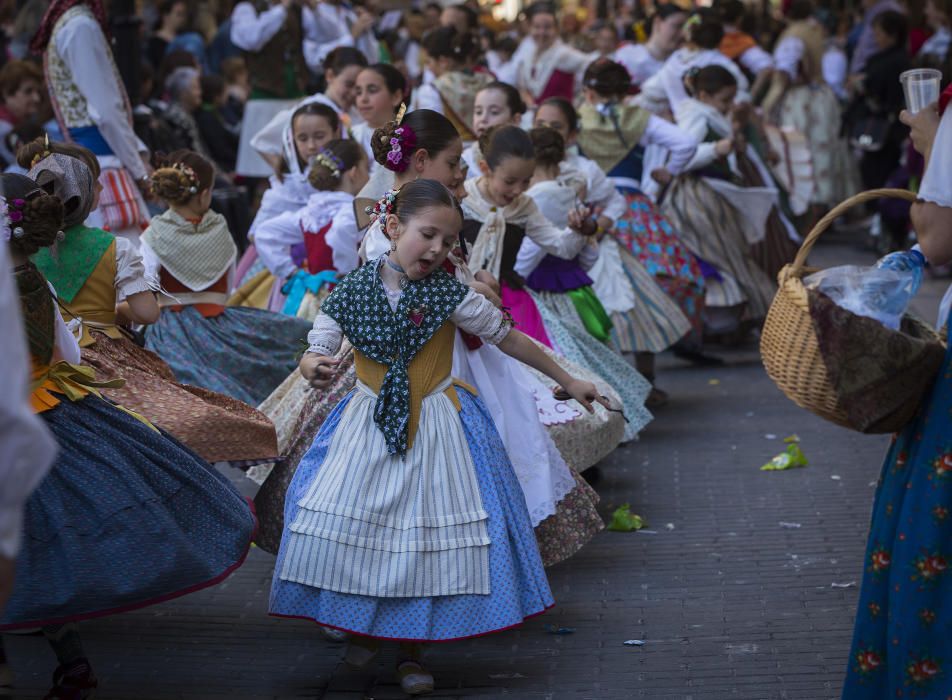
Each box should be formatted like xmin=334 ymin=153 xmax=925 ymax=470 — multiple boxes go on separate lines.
xmin=150 ymin=149 xmax=214 ymax=205
xmin=2 ymin=173 xmax=65 ymax=257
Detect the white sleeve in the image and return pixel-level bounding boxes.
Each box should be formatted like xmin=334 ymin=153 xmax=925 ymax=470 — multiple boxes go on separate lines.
xmin=114 ymin=236 xmax=155 ymax=302
xmin=739 ymin=45 xmax=774 ymax=74
xmin=640 ymin=114 xmax=698 ymax=175
xmin=451 ymin=288 xmax=512 ymax=345
xmin=513 ymin=236 xmax=548 ymax=279
xmin=302 ymin=4 xmax=356 ymax=71
xmin=578 ymin=242 xmax=600 ymax=271
xmin=230 ymin=2 xmax=287 ymax=51
xmin=774 ymin=36 xmax=805 ymax=81
xmin=575 ymin=157 xmax=626 ymax=222
xmin=251 ymin=106 xmax=295 ymax=158
xmin=256 ymin=209 xmax=304 ymax=280
xmin=325 ymin=205 xmax=361 ymax=274
xmin=822 ymin=49 xmax=848 ymax=98
xmin=918 ymin=108 xmax=952 ymax=209
xmin=57 ymin=17 xmax=146 ymax=180
xmin=137 ymin=237 xmax=162 ymax=291
xmin=524 ymin=205 xmax=589 ymax=259
xmin=0 ymin=249 xmax=57 ymax=559
xmin=50 ymin=292 xmax=81 ymax=364
xmin=410 ymin=84 xmax=443 ymax=114
xmin=306 ymin=312 xmax=344 ymax=355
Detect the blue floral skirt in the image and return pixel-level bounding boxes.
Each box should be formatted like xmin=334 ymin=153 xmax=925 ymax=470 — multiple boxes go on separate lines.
xmin=145 ymin=306 xmax=312 ymax=406
xmin=842 ymin=337 xmax=952 ymax=697
xmin=0 ymin=394 xmax=256 ymax=630
xmin=269 ymin=388 xmax=555 ymax=641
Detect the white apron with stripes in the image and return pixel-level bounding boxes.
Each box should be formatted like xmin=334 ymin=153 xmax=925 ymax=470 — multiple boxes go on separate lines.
xmin=279 ymin=377 xmax=491 ymax=598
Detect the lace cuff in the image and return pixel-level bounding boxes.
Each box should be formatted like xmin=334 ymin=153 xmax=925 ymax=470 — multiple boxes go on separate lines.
xmin=306 ymin=313 xmax=343 ymax=355
xmin=453 ymin=289 xmax=512 ymax=345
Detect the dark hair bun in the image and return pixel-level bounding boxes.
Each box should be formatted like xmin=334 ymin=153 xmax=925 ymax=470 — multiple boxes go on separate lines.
xmin=150 ymin=150 xmax=214 ymax=205
xmin=583 ymin=58 xmax=632 ymax=97
xmin=528 ymin=126 xmax=564 ymax=168
xmin=2 ymin=172 xmax=65 ymax=257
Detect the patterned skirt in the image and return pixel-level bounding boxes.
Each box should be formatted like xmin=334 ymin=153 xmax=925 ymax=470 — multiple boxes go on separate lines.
xmin=253 ymin=341 xmax=613 ymax=563
xmin=145 ymin=306 xmax=312 ymax=406
xmin=0 ymin=394 xmax=256 ymax=630
xmin=529 ymin=289 xmax=653 ymax=443
xmin=269 ymin=388 xmax=554 ymax=641
xmin=81 ymin=330 xmax=278 ymax=464
xmin=776 ymin=84 xmax=860 ymax=208
xmin=591 ymin=237 xmax=692 ymax=354
xmin=661 ymin=176 xmax=776 ymax=321
xmin=841 ymin=335 xmax=952 ymax=698
xmin=613 ymin=189 xmax=705 ymax=336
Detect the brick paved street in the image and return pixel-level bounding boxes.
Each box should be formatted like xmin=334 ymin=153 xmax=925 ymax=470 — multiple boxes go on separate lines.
xmin=6 ymin=237 xmax=940 ymax=699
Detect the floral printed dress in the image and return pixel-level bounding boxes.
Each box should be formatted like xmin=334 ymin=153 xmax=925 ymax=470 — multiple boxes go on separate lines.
xmin=843 ymin=320 xmax=952 ymax=698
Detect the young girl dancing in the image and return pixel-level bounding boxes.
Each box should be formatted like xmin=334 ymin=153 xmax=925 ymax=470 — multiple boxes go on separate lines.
xmin=141 ymin=150 xmax=312 ymax=405
xmin=23 ymin=139 xmax=278 ymax=464
xmin=254 ymin=139 xmax=370 ymax=317
xmin=463 ymin=125 xmax=653 ymax=442
xmin=662 ymin=65 xmax=776 ymax=337
xmin=257 ymin=110 xmax=615 ymax=571
xmin=271 ymin=179 xmax=607 ymax=694
xmin=1 ymin=172 xmax=255 ymax=699
xmin=235 ymin=103 xmax=341 ymax=309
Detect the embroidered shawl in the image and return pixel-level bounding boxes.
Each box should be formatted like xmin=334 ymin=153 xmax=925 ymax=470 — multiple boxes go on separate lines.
xmin=461 ymin=177 xmax=536 ymax=280
xmin=433 ymin=71 xmax=494 ymax=141
xmin=321 ymin=258 xmax=468 ymax=455
xmin=142 ymin=209 xmax=237 ymax=291
xmin=32 ymin=224 xmax=113 ymax=303
xmin=577 ymin=102 xmax=651 ymax=174
xmin=28 ymin=153 xmax=96 ymax=227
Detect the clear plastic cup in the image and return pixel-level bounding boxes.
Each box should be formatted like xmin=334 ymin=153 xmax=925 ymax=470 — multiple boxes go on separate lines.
xmin=900 ymin=68 xmax=942 ymax=114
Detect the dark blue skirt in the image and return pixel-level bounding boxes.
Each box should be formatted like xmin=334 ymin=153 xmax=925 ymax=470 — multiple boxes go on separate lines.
xmin=0 ymin=394 xmax=256 ymax=630
xmin=145 ymin=306 xmax=312 ymax=405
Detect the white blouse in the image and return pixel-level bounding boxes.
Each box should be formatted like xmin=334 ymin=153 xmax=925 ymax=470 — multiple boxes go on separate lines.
xmin=306 ymin=285 xmax=511 ymax=355
xmin=114 ymin=236 xmax=155 ymax=302
xmin=230 ymin=2 xmax=287 ymax=51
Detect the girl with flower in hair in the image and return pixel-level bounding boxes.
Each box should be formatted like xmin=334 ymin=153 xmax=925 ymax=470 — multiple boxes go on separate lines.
xmin=253 ymin=139 xmax=370 ymax=318
xmin=0 ymin=171 xmax=255 ymax=700
xmin=255 ymin=110 xmax=616 ymax=575
xmin=20 ymin=138 xmax=279 ymax=466
xmin=232 ymin=102 xmax=341 ymax=310
xmin=271 ymin=178 xmax=607 ymax=695
xmin=140 ymin=149 xmax=312 ymax=406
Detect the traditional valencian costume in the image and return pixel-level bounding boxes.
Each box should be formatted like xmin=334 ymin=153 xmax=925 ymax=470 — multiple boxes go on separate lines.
xmin=34 ymin=0 xmax=150 ymax=242
xmin=270 ymin=258 xmax=553 ymax=638
xmin=141 ymin=207 xmax=312 ymax=406
xmin=2 ymin=212 xmax=254 ymax=631
xmin=28 ymin=152 xmax=278 ymax=464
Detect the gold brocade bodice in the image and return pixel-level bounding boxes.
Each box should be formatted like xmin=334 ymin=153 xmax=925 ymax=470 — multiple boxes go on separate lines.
xmin=353 ymin=322 xmax=475 ymax=450
xmin=58 ymin=240 xmax=123 ymax=346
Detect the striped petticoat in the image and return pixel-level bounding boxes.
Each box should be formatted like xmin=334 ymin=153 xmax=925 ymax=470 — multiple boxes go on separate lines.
xmin=98 ymin=167 xmax=149 ymax=233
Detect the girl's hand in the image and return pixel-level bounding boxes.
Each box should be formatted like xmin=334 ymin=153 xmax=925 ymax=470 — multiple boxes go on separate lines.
xmin=567 ymin=205 xmax=595 ymax=234
xmin=474 ymin=269 xmax=501 ymax=296
xmin=715 ymin=138 xmax=734 ymax=157
xmin=557 ymin=379 xmax=612 ymax=413
xmin=900 ymin=102 xmax=940 ymax=158
xmin=300 ymin=354 xmax=340 ymax=390
xmin=650 ymin=167 xmax=673 ymax=185
xmin=470 ymin=280 xmax=502 ymax=307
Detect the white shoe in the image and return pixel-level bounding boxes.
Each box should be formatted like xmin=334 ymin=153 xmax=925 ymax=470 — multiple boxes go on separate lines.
xmin=0 ymin=663 xmax=12 ymax=695
xmin=344 ymin=639 xmax=379 ymax=668
xmin=319 ymin=626 xmax=348 ymax=643
xmin=398 ymin=661 xmax=434 ymax=695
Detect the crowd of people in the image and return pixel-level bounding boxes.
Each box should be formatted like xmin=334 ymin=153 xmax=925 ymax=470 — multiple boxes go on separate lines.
xmin=1 ymin=0 xmax=951 ymax=697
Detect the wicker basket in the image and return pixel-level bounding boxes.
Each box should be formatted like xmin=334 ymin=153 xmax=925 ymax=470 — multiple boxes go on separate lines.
xmin=760 ymin=188 xmax=945 ymax=434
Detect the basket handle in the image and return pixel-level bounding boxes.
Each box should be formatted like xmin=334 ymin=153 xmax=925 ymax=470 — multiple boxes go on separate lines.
xmin=787 ymin=188 xmax=919 ymax=278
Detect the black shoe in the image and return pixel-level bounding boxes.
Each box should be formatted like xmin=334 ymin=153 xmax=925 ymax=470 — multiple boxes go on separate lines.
xmin=44 ymin=659 xmax=97 ymax=700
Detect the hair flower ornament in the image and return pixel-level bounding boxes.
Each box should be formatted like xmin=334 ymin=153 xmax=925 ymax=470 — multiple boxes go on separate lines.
xmin=365 ymin=189 xmax=399 ymax=222
xmin=3 ymin=197 xmax=27 ymax=239
xmin=172 ymin=162 xmax=200 ymax=194
xmin=384 ymin=125 xmax=417 ymax=173
xmin=314 ymin=149 xmax=344 ymax=178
